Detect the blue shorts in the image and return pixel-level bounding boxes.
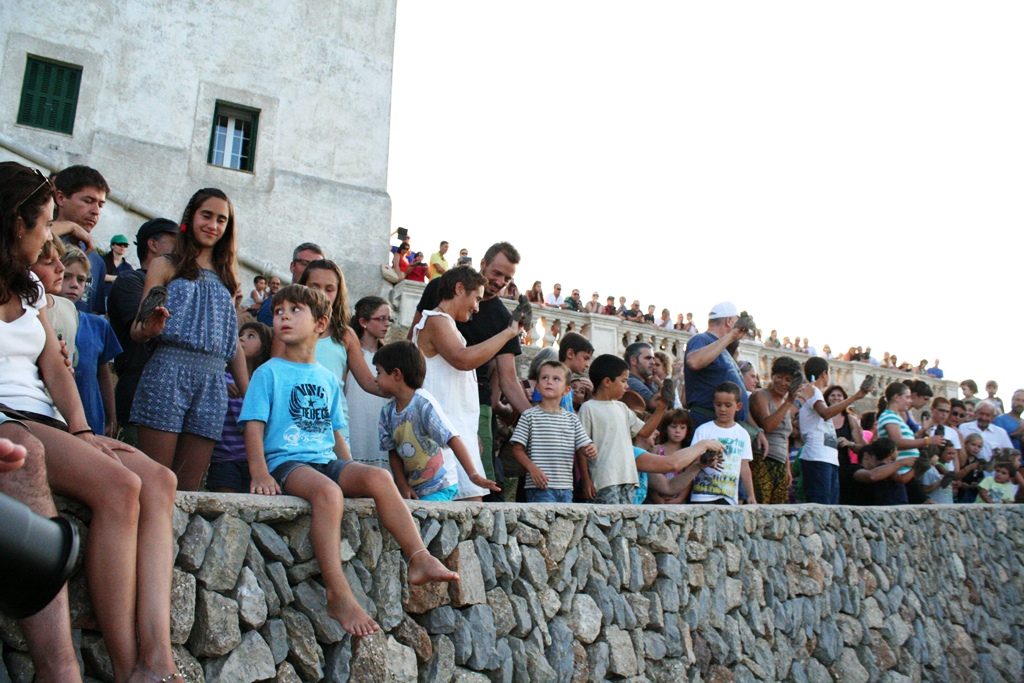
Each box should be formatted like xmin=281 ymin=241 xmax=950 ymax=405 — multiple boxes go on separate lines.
xmin=270 ymin=459 xmax=351 ymax=488
xmin=419 ymin=484 xmax=459 ymax=502
xmin=206 ymin=461 xmax=251 ymax=492
xmin=131 ymin=346 xmax=228 ymax=441
xmin=525 ymin=488 xmax=573 ymax=503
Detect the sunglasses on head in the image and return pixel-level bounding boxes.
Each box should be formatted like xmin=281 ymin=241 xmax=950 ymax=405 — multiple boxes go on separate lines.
xmin=15 ymin=168 xmax=54 ymax=213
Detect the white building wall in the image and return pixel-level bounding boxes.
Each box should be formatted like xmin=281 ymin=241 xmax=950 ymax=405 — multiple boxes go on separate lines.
xmin=0 ymin=0 xmax=397 ymax=299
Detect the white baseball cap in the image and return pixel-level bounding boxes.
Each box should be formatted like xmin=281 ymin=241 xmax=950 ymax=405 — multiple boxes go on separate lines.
xmin=709 ymin=301 xmax=739 ymax=318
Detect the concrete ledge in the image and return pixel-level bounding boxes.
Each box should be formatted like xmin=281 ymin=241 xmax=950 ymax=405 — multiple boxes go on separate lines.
xmin=2 ymin=495 xmax=1021 ymax=682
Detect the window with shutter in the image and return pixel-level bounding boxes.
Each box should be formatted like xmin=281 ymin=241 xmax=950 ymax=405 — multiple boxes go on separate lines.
xmin=207 ymin=102 xmax=260 ymax=172
xmin=16 ymin=56 xmax=82 ymax=135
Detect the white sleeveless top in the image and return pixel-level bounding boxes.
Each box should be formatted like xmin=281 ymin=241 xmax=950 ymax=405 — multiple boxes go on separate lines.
xmin=413 ymin=310 xmax=487 ymax=499
xmin=0 ymin=276 xmax=57 ymax=418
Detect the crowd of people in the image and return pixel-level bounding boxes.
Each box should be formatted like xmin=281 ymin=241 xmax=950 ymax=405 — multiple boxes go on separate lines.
xmin=2 ymin=161 xmax=1021 ymax=679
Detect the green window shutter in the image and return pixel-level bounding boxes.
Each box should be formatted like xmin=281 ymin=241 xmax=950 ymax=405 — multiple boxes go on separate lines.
xmin=17 ymin=56 xmax=82 ymax=135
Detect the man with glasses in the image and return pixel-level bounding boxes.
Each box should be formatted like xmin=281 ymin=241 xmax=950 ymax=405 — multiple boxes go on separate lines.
xmin=545 ymin=283 xmax=568 ymax=308
xmin=257 ymin=242 xmax=324 ymax=325
xmin=925 ymin=397 xmax=964 ymax=465
xmin=53 ymin=165 xmax=110 ymax=314
xmin=565 ymin=289 xmax=584 ymax=312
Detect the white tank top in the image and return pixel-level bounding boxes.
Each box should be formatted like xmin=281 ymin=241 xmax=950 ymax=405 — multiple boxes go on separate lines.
xmin=0 ymin=276 xmax=57 ymax=417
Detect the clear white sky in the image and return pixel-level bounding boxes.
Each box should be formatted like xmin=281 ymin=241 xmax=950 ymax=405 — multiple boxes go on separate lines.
xmin=387 ymin=2 xmax=1024 ymax=398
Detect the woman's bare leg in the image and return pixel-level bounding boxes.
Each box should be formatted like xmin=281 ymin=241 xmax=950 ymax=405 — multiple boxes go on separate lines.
xmin=171 ymin=433 xmax=215 ymax=492
xmin=0 ymin=424 xmax=83 ymax=683
xmin=33 ymin=424 xmax=144 ymax=683
xmin=116 ymin=448 xmax=179 ymax=680
xmin=283 ymin=466 xmax=378 ymax=636
xmin=337 ymin=463 xmax=458 ymax=585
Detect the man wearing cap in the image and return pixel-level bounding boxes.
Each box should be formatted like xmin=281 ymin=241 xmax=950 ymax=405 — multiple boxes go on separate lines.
xmin=683 ymin=302 xmax=757 ymax=430
xmin=99 ymin=234 xmax=133 ymax=308
xmin=106 ymin=218 xmax=179 ymax=442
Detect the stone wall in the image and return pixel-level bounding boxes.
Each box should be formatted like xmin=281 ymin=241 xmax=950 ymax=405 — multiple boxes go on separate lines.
xmin=2 ymin=495 xmax=1022 ymax=683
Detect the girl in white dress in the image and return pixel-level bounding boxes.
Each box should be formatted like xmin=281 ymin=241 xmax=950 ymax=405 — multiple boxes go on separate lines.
xmin=346 ymin=296 xmax=393 ymax=470
xmin=412 ymin=267 xmax=519 ymax=501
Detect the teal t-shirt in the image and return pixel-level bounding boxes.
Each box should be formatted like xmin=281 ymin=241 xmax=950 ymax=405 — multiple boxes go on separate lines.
xmin=239 ymin=358 xmax=347 ymax=473
xmin=315 ymin=336 xmax=350 ymax=438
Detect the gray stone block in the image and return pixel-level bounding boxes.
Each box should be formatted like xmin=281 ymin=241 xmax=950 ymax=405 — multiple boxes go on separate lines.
xmin=187 ymin=589 xmax=241 ymax=658
xmin=195 ymin=514 xmax=252 ymax=592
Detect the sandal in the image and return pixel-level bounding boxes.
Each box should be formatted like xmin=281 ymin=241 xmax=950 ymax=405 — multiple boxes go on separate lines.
xmin=135 ymin=663 xmax=188 ymax=683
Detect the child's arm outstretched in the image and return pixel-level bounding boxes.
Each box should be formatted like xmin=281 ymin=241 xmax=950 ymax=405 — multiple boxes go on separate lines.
xmin=449 ymin=435 xmax=500 ymax=492
xmin=244 ymin=421 xmax=281 ymax=495
xmin=639 ymin=439 xmax=724 ymax=474
xmin=389 ymin=450 xmax=417 ymax=499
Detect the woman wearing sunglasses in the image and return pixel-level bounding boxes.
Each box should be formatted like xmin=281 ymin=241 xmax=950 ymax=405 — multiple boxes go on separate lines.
xmin=346 ymin=296 xmax=394 ymax=470
xmin=0 ymin=162 xmax=181 ymax=682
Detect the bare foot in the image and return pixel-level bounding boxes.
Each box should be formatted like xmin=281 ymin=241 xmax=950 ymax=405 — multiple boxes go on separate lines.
xmin=129 ymin=663 xmax=184 ymax=683
xmin=327 ymin=590 xmax=380 ymax=637
xmin=408 ymin=549 xmax=460 ymax=586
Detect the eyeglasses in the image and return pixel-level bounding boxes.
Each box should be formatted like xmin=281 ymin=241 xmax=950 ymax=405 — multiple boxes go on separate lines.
xmin=292 ymin=258 xmax=312 ymax=268
xmin=369 ymin=315 xmax=395 ymax=324
xmin=15 ymin=168 xmax=54 ymax=213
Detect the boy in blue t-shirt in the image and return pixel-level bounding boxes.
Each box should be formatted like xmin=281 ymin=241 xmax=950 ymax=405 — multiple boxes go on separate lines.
xmin=373 ymin=341 xmax=499 ymax=501
xmin=59 ymin=247 xmax=122 ymax=435
xmin=241 ymin=286 xmax=459 ymax=637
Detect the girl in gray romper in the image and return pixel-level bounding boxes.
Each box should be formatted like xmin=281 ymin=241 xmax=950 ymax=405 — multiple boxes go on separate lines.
xmin=131 ymin=188 xmax=249 ymax=490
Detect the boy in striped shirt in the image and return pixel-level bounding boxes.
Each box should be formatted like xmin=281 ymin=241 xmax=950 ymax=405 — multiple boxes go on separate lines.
xmin=511 ymin=360 xmax=596 ymax=502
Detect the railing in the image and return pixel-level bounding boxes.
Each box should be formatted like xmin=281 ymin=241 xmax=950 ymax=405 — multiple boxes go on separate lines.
xmin=389 ymin=279 xmax=960 ymax=399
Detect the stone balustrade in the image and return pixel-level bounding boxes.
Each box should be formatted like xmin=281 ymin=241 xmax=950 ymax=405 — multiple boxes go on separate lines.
xmin=2 ymin=494 xmax=1021 ymax=682
xmin=389 ymin=280 xmax=960 ymax=400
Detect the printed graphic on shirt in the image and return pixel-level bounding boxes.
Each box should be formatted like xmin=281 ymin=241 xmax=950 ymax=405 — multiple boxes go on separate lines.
xmin=285 ymin=383 xmax=332 ymax=447
xmin=691 ymin=436 xmax=746 ymax=499
xmin=393 ymin=420 xmax=449 ymax=490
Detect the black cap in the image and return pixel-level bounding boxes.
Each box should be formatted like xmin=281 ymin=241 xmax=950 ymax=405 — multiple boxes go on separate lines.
xmin=135 ymin=218 xmax=178 ymax=245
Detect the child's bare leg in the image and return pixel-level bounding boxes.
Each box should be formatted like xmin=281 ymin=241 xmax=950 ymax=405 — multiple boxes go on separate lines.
xmin=136 ymin=426 xmax=177 ymax=471
xmin=171 ymin=433 xmax=215 ymax=492
xmin=284 ymin=466 xmax=378 ymax=636
xmin=337 ymin=463 xmax=458 ymax=585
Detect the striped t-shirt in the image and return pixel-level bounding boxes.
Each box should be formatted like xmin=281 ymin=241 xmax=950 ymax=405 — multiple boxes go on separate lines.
xmin=511 ymin=406 xmax=592 ymax=490
xmin=877 ymin=409 xmax=918 ymax=474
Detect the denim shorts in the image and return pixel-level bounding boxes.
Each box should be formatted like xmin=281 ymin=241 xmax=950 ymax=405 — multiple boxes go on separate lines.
xmin=206 ymin=461 xmax=252 ymax=493
xmin=270 ymin=459 xmax=351 ymax=487
xmin=419 ymin=484 xmax=459 ymax=502
xmin=525 ymin=488 xmax=573 ymax=503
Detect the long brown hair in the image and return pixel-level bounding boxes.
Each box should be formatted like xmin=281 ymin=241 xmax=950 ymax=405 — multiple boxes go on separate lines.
xmin=0 ymin=162 xmax=54 ymax=306
xmin=298 ymin=259 xmax=349 ymax=345
xmin=350 ymin=295 xmax=389 ymax=346
xmin=173 ymin=188 xmax=238 ymax=294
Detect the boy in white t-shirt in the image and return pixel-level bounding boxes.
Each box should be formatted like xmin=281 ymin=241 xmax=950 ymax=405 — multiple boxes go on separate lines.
xmin=690 ymin=382 xmax=755 ymax=505
xmin=796 ymin=357 xmax=870 ymax=505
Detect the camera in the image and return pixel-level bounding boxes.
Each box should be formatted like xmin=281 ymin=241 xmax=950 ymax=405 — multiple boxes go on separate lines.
xmin=0 ymin=492 xmax=81 ymax=619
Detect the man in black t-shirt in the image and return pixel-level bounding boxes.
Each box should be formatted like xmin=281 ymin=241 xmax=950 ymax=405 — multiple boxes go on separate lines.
xmin=411 ymin=243 xmax=531 ymax=483
xmin=107 ymin=218 xmax=178 ymax=436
